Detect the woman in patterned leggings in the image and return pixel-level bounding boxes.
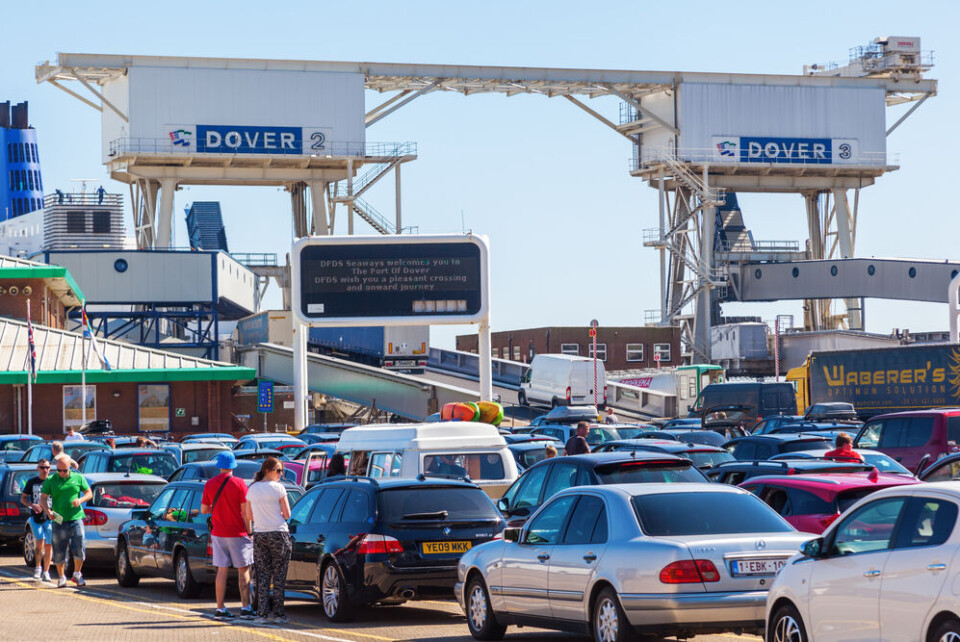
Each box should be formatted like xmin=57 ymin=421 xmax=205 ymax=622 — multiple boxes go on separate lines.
xmin=245 ymin=457 xmax=292 ymax=625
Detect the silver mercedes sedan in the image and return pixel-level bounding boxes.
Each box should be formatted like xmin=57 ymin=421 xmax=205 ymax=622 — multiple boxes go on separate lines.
xmin=455 ymin=483 xmax=810 ymax=642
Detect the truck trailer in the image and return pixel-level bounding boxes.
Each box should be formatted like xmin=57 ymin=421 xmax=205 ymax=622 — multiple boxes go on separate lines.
xmin=786 ymin=343 xmax=960 ymax=419
xmin=307 ymin=326 xmax=429 ymax=372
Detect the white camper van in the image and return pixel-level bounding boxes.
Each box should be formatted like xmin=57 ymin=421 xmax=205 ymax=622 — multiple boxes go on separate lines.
xmin=333 ymin=422 xmax=517 ymax=498
xmin=518 ymin=353 xmax=607 ymax=408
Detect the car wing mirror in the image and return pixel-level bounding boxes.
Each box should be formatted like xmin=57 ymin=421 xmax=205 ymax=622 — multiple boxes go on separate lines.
xmin=801 ymin=537 xmax=825 ymax=559
xmin=502 ymin=527 xmax=521 ymax=543
xmin=130 ymin=508 xmax=150 ymax=521
xmin=497 ymin=498 xmax=509 ymax=512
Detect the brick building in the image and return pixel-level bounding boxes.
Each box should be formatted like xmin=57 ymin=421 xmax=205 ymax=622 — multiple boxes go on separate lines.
xmin=456 ymin=325 xmax=682 ymax=371
xmin=0 ymin=255 xmax=82 ymax=328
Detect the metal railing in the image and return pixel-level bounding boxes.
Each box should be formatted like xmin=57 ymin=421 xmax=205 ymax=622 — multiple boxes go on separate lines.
xmin=232 ymin=253 xmax=279 ymax=267
xmin=632 ymin=146 xmax=899 ymax=172
xmin=352 ymin=197 xmax=396 ymax=235
xmin=717 ymin=239 xmax=801 ymax=253
xmin=107 ymin=138 xmax=416 ymax=160
xmin=44 ymin=192 xmax=123 ymax=207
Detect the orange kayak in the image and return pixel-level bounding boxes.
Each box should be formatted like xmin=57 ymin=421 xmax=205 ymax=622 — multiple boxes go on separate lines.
xmin=441 ymin=402 xmax=480 ymax=422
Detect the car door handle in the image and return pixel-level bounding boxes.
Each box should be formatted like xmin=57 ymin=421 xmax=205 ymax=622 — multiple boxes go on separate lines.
xmin=537 ymin=553 xmax=550 ymax=562
xmin=583 ymin=554 xmax=597 ymax=563
xmin=927 ymin=563 xmax=947 ymax=571
xmin=863 ymin=569 xmax=881 ymax=578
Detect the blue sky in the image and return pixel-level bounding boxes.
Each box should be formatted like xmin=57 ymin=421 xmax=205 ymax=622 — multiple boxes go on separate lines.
xmin=3 ymin=1 xmax=958 ymax=349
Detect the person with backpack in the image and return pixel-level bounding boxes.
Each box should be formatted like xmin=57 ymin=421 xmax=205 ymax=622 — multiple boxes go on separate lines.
xmin=246 ymin=457 xmax=292 ymax=625
xmin=201 ymin=451 xmax=254 ymax=620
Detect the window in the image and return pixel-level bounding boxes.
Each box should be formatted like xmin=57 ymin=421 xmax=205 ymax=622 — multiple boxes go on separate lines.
xmin=335 ymin=490 xmax=370 ymax=522
xmin=544 ymin=462 xmax=579 ymax=499
xmin=289 ymin=489 xmax=321 ymax=526
xmin=830 ymin=497 xmax=907 ymax=556
xmin=588 ymin=343 xmax=607 ymax=361
xmin=857 ymin=421 xmax=883 ymax=449
xmin=379 ymin=487 xmax=500 ymax=521
xmin=390 ymin=452 xmax=403 ymax=476
xmin=513 ymin=346 xmax=521 ymax=361
xmin=895 ymin=497 xmax=958 ymax=549
xmin=424 ymin=453 xmax=505 ymax=480
xmin=310 ymin=488 xmax=343 ymax=523
xmin=514 ymin=464 xmax=549 ymax=510
xmin=163 ymin=488 xmax=191 ymax=522
xmin=633 ymin=492 xmax=794 ymax=536
xmin=66 ymin=212 xmax=85 ymax=234
xmin=91 ymin=483 xmax=164 ymax=509
xmin=369 ymin=452 xmax=393 ymax=478
xmin=653 ymin=343 xmax=672 ymax=362
xmin=524 ymin=495 xmax=577 ymax=545
xmin=491 ymin=347 xmax=499 ymax=358
xmin=92 ymin=211 xmax=111 ymax=234
xmin=948 ymin=418 xmax=960 ymax=446
xmin=148 ymin=488 xmax=176 ymax=521
xmin=626 ymin=343 xmax=644 ymax=362
xmin=560 ymin=343 xmax=580 ymax=356
xmin=905 ymin=418 xmax=934 ymax=448
xmin=187 ymin=490 xmax=206 ymax=523
xmin=562 ymin=496 xmax=607 ymax=545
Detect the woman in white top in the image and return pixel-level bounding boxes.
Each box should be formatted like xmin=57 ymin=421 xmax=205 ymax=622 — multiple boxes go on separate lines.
xmin=245 ymin=457 xmax=292 ymax=624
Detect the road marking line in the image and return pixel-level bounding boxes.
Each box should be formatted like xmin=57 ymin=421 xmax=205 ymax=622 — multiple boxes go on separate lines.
xmin=0 ymin=568 xmax=396 ymax=642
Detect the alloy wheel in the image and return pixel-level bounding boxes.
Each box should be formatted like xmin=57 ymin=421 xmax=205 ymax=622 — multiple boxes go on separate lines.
xmin=774 ymin=614 xmax=804 ymax=642
xmin=322 ymin=565 xmax=340 ymax=618
xmin=23 ymin=529 xmax=35 ymax=566
xmin=468 ymin=584 xmax=488 ymax=631
xmin=176 ymin=556 xmax=188 ymax=592
xmin=939 ymin=632 xmax=960 ymax=642
xmin=595 ymin=596 xmax=619 ymax=642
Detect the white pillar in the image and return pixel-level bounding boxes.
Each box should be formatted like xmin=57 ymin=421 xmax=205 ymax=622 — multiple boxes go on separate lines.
xmin=156 ymin=179 xmax=177 ymax=248
xmin=309 ymin=181 xmax=329 ymax=235
xmin=833 ymin=188 xmax=862 ymax=330
xmin=478 ymin=319 xmax=493 ymax=401
xmin=395 ymin=163 xmax=402 ymax=234
xmin=292 ymin=319 xmax=308 ymax=432
xmin=347 ymin=158 xmax=355 ymax=235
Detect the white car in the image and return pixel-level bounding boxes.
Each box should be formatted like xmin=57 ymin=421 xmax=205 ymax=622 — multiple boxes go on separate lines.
xmin=456 ymin=483 xmax=809 ymax=641
xmin=767 ymin=482 xmax=960 ymax=642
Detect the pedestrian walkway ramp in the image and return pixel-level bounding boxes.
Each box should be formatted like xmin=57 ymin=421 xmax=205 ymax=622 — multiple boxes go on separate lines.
xmin=238 ymin=343 xmax=478 ymax=420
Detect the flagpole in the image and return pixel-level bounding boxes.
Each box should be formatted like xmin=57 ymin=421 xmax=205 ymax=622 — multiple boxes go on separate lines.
xmin=81 ymin=302 xmax=87 ymax=429
xmin=26 ymin=299 xmax=32 ymax=436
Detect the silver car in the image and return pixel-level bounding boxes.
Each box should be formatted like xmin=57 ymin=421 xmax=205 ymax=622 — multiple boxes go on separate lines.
xmin=456 ymin=483 xmax=810 ymax=641
xmin=80 ymin=473 xmax=167 ymax=566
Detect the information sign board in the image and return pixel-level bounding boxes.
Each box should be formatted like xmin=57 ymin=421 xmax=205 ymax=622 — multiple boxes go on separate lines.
xmin=292 ymin=235 xmax=489 ymax=326
xmin=257 ymin=380 xmax=274 ymax=413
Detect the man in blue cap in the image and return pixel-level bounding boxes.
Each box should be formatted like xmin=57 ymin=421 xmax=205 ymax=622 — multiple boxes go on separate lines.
xmin=201 ymin=451 xmax=254 ymax=620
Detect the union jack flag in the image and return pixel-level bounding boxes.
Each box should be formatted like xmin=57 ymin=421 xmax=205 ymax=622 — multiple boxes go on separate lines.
xmin=26 ymin=313 xmax=37 ymax=382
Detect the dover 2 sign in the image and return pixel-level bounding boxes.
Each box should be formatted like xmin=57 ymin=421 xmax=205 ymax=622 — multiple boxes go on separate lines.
xmin=292 ymin=235 xmax=489 ymax=326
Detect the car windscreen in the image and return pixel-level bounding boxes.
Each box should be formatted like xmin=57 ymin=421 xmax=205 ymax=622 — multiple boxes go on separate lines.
xmin=422 ymin=453 xmax=506 ymax=480
xmin=10 ymin=470 xmax=34 ymax=495
xmin=633 ymin=491 xmax=794 ymax=535
xmin=862 ymin=452 xmax=911 ymax=475
xmin=586 ymin=427 xmax=621 ymax=445
xmin=242 ymin=439 xmax=302 ymax=450
xmin=107 ymin=453 xmax=178 ymax=477
xmin=198 ymin=461 xmax=261 ymax=479
xmin=684 ymin=450 xmax=736 ymax=469
xmin=182 ymin=448 xmax=226 ymax=464
xmin=594 ymin=460 xmax=706 ymax=484
xmin=91 ymin=482 xmax=166 ymax=508
xmin=2 ymin=439 xmax=37 ymax=451
xmin=65 ymin=443 xmax=108 ymax=454
xmin=378 ymin=487 xmax=501 ymax=522
xmin=517 ymin=448 xmax=547 ymax=470
xmin=836 ymin=487 xmax=893 ymax=513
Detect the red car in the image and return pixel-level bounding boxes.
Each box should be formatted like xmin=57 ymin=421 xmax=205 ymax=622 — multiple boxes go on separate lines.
xmin=854 ymin=408 xmax=960 ymax=471
xmin=739 ymin=472 xmax=921 ymax=533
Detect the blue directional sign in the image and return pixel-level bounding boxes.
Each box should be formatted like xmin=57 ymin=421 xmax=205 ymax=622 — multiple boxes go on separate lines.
xmin=257 ymin=380 xmax=274 ymax=413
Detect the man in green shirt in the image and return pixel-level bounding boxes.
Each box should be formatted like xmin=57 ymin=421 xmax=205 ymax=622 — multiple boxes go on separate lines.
xmin=41 ymin=454 xmax=93 ymax=587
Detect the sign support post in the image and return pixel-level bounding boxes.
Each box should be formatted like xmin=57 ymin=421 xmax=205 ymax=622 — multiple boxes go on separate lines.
xmin=292 ymin=321 xmax=308 ymax=433
xmin=478 ymin=319 xmax=492 ymax=401
xmin=590 ymin=319 xmax=599 ymax=408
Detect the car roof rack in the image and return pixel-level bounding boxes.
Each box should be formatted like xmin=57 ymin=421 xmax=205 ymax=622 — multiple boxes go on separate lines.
xmin=417 ymin=472 xmax=473 ymax=482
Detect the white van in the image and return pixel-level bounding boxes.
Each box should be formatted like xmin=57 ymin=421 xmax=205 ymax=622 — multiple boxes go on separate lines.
xmin=518 ymin=353 xmax=606 ymax=408
xmin=332 ymin=422 xmax=517 ymax=498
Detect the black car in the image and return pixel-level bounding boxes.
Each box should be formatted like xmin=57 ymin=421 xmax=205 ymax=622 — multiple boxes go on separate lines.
xmin=803 ymin=402 xmax=859 ymax=422
xmin=723 ymin=433 xmax=832 ymax=461
xmin=168 ymin=461 xmax=266 ymax=483
xmin=285 ymin=476 xmax=504 ymax=621
xmin=593 ymin=439 xmax=735 ymax=472
xmin=22 ymin=440 xmax=109 ymax=463
xmin=751 ymin=415 xmax=805 ymax=434
xmin=496 ymin=452 xmax=708 ymax=527
xmin=709 ymin=458 xmax=876 ymax=485
xmin=0 ymin=463 xmax=35 ymax=544
xmin=77 ymin=448 xmax=179 ymax=479
xmin=116 ymin=479 xmax=304 ymax=598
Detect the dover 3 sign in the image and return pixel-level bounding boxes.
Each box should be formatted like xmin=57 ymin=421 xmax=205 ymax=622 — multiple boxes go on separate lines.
xmin=712 ymin=136 xmax=859 ymax=164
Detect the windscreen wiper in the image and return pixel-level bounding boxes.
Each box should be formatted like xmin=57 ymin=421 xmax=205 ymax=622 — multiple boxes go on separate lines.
xmin=402 ymin=510 xmax=448 ymax=520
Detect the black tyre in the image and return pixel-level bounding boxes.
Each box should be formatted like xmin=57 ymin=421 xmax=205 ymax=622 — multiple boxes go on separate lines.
xmin=23 ymin=526 xmax=35 ymax=567
xmin=517 ymin=390 xmax=528 ymax=407
xmin=592 ymin=587 xmax=635 ymax=642
xmin=320 ymin=562 xmax=352 ymax=622
xmin=115 ymin=540 xmax=140 ymax=587
xmin=931 ymin=618 xmax=960 ymax=642
xmin=551 ymin=397 xmax=559 ymax=409
xmin=769 ymin=603 xmax=807 ymax=642
xmin=465 ymin=576 xmax=506 ymax=641
xmin=174 ymin=550 xmax=201 ymax=598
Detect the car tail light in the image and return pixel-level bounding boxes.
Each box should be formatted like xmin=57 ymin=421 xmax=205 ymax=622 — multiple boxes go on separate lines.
xmin=83 ymin=509 xmax=108 ymax=526
xmin=418 ymin=360 xmax=427 ymax=366
xmin=603 ymin=386 xmax=608 ymax=405
xmin=819 ymin=514 xmax=840 ymax=530
xmin=384 ymin=360 xmax=394 ymax=367
xmin=659 ymin=559 xmax=720 ymax=583
xmin=206 ymin=542 xmax=213 ymax=558
xmin=566 ymin=387 xmax=571 ymax=401
xmin=0 ymin=502 xmax=19 ymax=517
xmin=356 ymin=534 xmax=403 ymax=555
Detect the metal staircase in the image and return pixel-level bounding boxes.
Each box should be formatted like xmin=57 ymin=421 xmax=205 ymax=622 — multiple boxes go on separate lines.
xmin=330 ymin=144 xmax=416 ymax=235
xmin=653 ymin=148 xmax=725 ymax=205
xmin=351 ymin=197 xmax=395 ymax=235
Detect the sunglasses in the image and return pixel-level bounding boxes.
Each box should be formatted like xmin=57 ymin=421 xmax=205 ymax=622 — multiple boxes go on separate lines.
xmin=274 ymin=467 xmax=284 ymax=473
xmin=56 ymin=468 xmax=69 ymax=473
xmin=38 ymin=466 xmax=50 ymax=470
